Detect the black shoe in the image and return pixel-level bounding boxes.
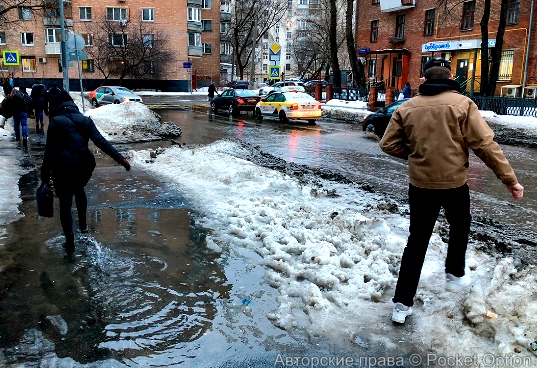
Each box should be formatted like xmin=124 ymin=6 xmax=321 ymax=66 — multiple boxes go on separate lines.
xmin=22 ymin=138 xmax=28 ymax=148
xmin=15 ymin=136 xmax=20 ymax=142
xmin=36 ymin=124 xmax=40 ymax=133
xmin=63 ymin=233 xmax=75 ymax=250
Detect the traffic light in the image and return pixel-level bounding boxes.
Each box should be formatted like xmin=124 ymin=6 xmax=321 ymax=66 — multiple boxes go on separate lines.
xmin=280 ymin=72 xmax=285 ymax=80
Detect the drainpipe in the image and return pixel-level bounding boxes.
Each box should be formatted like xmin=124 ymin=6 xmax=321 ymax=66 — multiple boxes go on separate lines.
xmin=523 ymin=0 xmax=535 ymax=90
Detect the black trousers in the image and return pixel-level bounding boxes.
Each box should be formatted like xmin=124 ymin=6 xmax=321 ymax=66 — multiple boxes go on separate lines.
xmin=56 ymin=185 xmax=87 ymax=240
xmin=393 ymin=184 xmax=471 ymax=307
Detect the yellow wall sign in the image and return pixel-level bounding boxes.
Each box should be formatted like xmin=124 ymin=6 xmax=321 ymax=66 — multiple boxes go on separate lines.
xmin=268 ymin=65 xmax=281 ymax=80
xmin=2 ymin=50 xmax=20 ymax=66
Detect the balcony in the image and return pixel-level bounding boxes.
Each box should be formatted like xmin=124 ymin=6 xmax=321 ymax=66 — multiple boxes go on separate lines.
xmin=188 ymin=45 xmax=203 ymax=57
xmin=380 ymin=0 xmax=416 ymax=12
xmin=220 ymin=54 xmax=232 ymax=64
xmin=45 ymin=43 xmax=60 ymax=54
xmin=43 ymin=18 xmax=73 ymax=26
xmin=220 ymin=11 xmax=231 ymax=21
xmin=389 ymin=36 xmax=406 ymax=44
xmin=187 ymin=21 xmax=202 ymax=32
xmin=187 ymin=0 xmax=202 ymax=6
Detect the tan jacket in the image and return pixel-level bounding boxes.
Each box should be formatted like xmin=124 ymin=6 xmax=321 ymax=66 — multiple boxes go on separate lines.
xmin=379 ymin=89 xmax=518 ymax=189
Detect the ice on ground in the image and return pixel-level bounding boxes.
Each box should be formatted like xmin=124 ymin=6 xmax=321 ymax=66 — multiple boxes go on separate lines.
xmin=131 ymin=140 xmax=537 ymax=363
xmin=85 ymin=102 xmax=181 ymax=143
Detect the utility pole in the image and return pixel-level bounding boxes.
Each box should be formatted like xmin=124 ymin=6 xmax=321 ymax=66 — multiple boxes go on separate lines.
xmin=59 ymin=0 xmax=69 ymax=91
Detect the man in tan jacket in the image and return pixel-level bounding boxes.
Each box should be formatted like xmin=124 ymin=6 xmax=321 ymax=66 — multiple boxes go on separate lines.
xmin=379 ymin=58 xmax=524 ymax=324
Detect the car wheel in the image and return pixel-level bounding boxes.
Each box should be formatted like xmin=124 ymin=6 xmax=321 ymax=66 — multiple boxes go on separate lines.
xmin=210 ymin=101 xmax=217 ymax=112
xmin=255 ymin=107 xmax=263 ymax=120
xmin=113 ymin=100 xmax=120 ymax=104
xmin=228 ymin=104 xmax=237 ymax=116
xmin=365 ymin=123 xmax=376 ymax=134
xmin=279 ymin=110 xmax=288 ymax=124
xmin=92 ymin=99 xmax=99 ymax=108
xmin=307 ymin=119 xmax=316 ymax=125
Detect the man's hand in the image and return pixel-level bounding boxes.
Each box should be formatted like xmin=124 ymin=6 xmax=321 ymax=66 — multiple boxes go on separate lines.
xmin=121 ymin=158 xmax=131 ymax=171
xmin=508 ymin=183 xmax=524 ymax=200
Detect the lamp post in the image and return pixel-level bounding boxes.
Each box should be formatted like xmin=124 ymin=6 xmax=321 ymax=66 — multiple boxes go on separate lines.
xmin=249 ymin=16 xmax=258 ymax=89
xmin=59 ymin=0 xmax=69 ymax=91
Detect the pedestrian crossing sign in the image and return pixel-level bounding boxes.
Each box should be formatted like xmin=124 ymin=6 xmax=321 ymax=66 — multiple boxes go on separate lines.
xmin=2 ymin=50 xmax=20 ymax=66
xmin=268 ymin=65 xmax=281 ymax=80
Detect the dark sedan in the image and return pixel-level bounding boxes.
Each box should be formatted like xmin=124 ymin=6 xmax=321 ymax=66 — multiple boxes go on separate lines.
xmin=210 ymin=89 xmax=261 ymax=115
xmin=362 ymin=98 xmax=410 ymax=138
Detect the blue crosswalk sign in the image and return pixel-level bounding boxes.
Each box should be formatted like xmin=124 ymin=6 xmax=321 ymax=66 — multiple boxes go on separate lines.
xmin=268 ymin=65 xmax=281 ymax=80
xmin=2 ymin=50 xmax=20 ymax=66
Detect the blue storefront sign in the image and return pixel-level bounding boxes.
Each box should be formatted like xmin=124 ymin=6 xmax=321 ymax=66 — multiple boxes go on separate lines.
xmin=357 ymin=48 xmax=370 ymax=55
xmin=423 ymin=41 xmax=453 ymax=52
xmin=422 ymin=39 xmax=496 ymax=53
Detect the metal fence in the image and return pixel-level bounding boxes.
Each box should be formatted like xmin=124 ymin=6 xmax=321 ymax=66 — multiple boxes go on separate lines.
xmin=332 ymin=87 xmax=370 ymax=102
xmin=469 ymin=96 xmax=537 ymax=118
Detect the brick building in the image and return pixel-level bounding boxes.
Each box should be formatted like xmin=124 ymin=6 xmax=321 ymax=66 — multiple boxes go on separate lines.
xmin=355 ymin=0 xmax=535 ymax=103
xmin=0 ymin=0 xmax=221 ymax=91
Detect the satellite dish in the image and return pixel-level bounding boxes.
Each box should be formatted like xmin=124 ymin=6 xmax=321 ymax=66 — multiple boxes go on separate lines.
xmin=66 ymin=34 xmax=85 ymax=52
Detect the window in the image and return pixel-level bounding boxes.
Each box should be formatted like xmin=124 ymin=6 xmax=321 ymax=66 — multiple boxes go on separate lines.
xmin=202 ymin=0 xmax=211 ymax=9
xmin=143 ymin=34 xmax=154 ymax=48
xmin=262 ymin=64 xmax=267 ymax=72
xmin=79 ymin=7 xmax=92 ymax=21
xmin=188 ymin=32 xmax=201 ymax=47
xmin=461 ymin=1 xmax=475 ymax=31
xmin=499 ymin=50 xmax=514 ymax=81
xmin=395 ymin=14 xmax=405 ymax=38
xmin=202 ymin=20 xmax=212 ymax=31
xmin=368 ymin=59 xmax=376 ymax=78
xmin=21 ymin=32 xmax=34 ymax=46
xmin=286 ymin=31 xmax=291 ymax=39
xmin=506 ymin=0 xmax=520 ymax=25
xmin=109 ymin=33 xmax=128 ymax=47
xmin=275 ymin=25 xmax=280 ymax=34
xmin=203 ymin=43 xmax=212 ymax=54
xmin=276 ymin=36 xmax=279 ymax=43
xmin=18 ymin=7 xmax=32 ymax=20
xmin=81 ymin=33 xmax=93 ymax=46
xmin=263 ymin=42 xmax=268 ymax=49
xmin=109 ymin=61 xmax=124 ymax=73
xmin=220 ymin=42 xmax=232 ymax=55
xmin=288 ymin=0 xmax=292 ymax=7
xmin=142 ymin=8 xmax=154 ymax=22
xmin=286 ymin=42 xmax=291 ymax=50
xmin=45 ymin=28 xmax=61 ymax=43
xmin=420 ymin=55 xmax=432 ymax=77
xmin=107 ymin=8 xmax=128 ymax=21
xmin=220 ymin=0 xmax=231 ymax=13
xmin=370 ymin=20 xmax=378 ymax=43
xmin=285 ymin=64 xmax=291 ymax=71
xmin=221 ymin=22 xmax=230 ymax=34
xmin=263 ymin=33 xmax=268 ymax=39
xmin=82 ymin=59 xmax=94 ymax=72
xmin=286 ymin=53 xmax=291 ymax=60
xmin=0 ymin=32 xmax=5 ymax=45
xmin=372 ymin=0 xmax=379 ymax=4
xmin=188 ymin=7 xmax=201 ymax=22
xmin=22 ymin=57 xmax=36 ymax=72
xmin=299 ymin=0 xmax=307 ymax=4
xmin=144 ymin=61 xmax=155 ymax=74
xmin=424 ymin=9 xmax=435 ymax=36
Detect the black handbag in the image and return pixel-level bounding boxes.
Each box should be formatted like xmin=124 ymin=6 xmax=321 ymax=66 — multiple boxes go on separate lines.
xmin=36 ymin=182 xmax=54 ymax=217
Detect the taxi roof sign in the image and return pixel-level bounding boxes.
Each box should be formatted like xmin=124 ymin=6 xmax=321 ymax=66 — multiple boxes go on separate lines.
xmin=270 ymin=43 xmax=281 ymax=54
xmin=2 ymin=50 xmax=20 ymax=66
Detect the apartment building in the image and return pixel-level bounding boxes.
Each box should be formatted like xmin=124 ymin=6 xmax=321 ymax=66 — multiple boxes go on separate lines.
xmin=356 ymin=0 xmax=536 ymax=98
xmin=0 ymin=0 xmax=220 ymax=91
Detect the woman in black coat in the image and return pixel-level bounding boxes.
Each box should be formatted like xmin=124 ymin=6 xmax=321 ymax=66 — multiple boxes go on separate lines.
xmin=41 ymin=91 xmax=131 ymax=250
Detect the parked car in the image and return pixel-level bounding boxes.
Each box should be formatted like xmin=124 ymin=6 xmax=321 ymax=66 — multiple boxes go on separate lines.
xmin=259 ymin=81 xmax=306 ymax=96
xmin=211 ymin=88 xmax=261 ymax=115
xmin=89 ymin=86 xmax=143 ymax=108
xmin=228 ymin=80 xmax=250 ymax=89
xmin=254 ymin=91 xmax=322 ymax=124
xmin=362 ymin=98 xmax=410 ymax=137
xmin=304 ymin=80 xmax=328 ymax=87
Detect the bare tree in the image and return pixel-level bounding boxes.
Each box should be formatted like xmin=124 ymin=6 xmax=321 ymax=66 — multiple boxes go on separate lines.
xmin=230 ymin=0 xmax=287 ymax=79
xmin=0 ymin=0 xmax=44 ymax=24
xmin=480 ymin=0 xmax=491 ymax=95
xmin=83 ymin=17 xmax=173 ymax=83
xmin=486 ymin=0 xmax=509 ymax=96
xmin=345 ymin=0 xmax=365 ymax=88
xmin=329 ymin=0 xmax=341 ymax=87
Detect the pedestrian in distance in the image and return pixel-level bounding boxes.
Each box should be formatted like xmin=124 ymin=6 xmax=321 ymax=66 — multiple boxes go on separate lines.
xmin=31 ymin=81 xmax=47 ymax=136
xmin=45 ymin=82 xmax=63 ymax=119
xmin=401 ymin=82 xmax=412 ymax=99
xmin=0 ymin=87 xmax=34 ymax=148
xmin=379 ymin=58 xmax=524 ymax=324
xmin=41 ymin=91 xmax=131 ymax=251
xmin=208 ymin=82 xmax=217 ymax=102
xmin=2 ymin=77 xmax=12 ymax=97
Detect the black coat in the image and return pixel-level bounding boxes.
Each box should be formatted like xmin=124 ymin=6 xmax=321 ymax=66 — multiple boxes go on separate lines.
xmin=208 ymin=84 xmax=217 ymax=98
xmin=0 ymin=89 xmax=34 ymax=118
xmin=41 ymin=101 xmax=125 ymax=190
xmin=31 ymin=84 xmax=47 ymax=111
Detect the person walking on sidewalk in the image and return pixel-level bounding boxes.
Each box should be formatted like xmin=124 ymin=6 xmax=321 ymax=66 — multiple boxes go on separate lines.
xmin=208 ymin=82 xmax=217 ymax=103
xmin=31 ymin=81 xmax=47 ymax=136
xmin=379 ymin=58 xmax=524 ymax=324
xmin=41 ymin=91 xmax=131 ymax=251
xmin=0 ymin=87 xmax=34 ymax=147
xmin=45 ymin=83 xmax=63 ymax=119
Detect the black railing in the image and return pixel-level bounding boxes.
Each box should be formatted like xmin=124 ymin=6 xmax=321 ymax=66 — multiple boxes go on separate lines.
xmin=332 ymin=87 xmax=369 ymax=102
xmin=470 ymin=96 xmax=537 ymax=117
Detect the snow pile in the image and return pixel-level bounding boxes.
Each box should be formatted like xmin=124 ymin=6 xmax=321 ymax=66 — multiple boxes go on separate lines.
xmin=0 ymin=125 xmax=27 ymax=226
xmin=131 ymin=140 xmax=537 ymax=362
xmin=85 ymin=102 xmax=181 ymax=143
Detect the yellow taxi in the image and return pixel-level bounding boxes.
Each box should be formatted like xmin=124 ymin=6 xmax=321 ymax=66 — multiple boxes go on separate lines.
xmin=254 ymin=92 xmax=322 ymax=124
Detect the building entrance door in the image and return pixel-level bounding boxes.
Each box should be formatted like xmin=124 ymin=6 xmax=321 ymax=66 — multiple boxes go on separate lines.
xmin=456 ymin=59 xmax=469 ymax=84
